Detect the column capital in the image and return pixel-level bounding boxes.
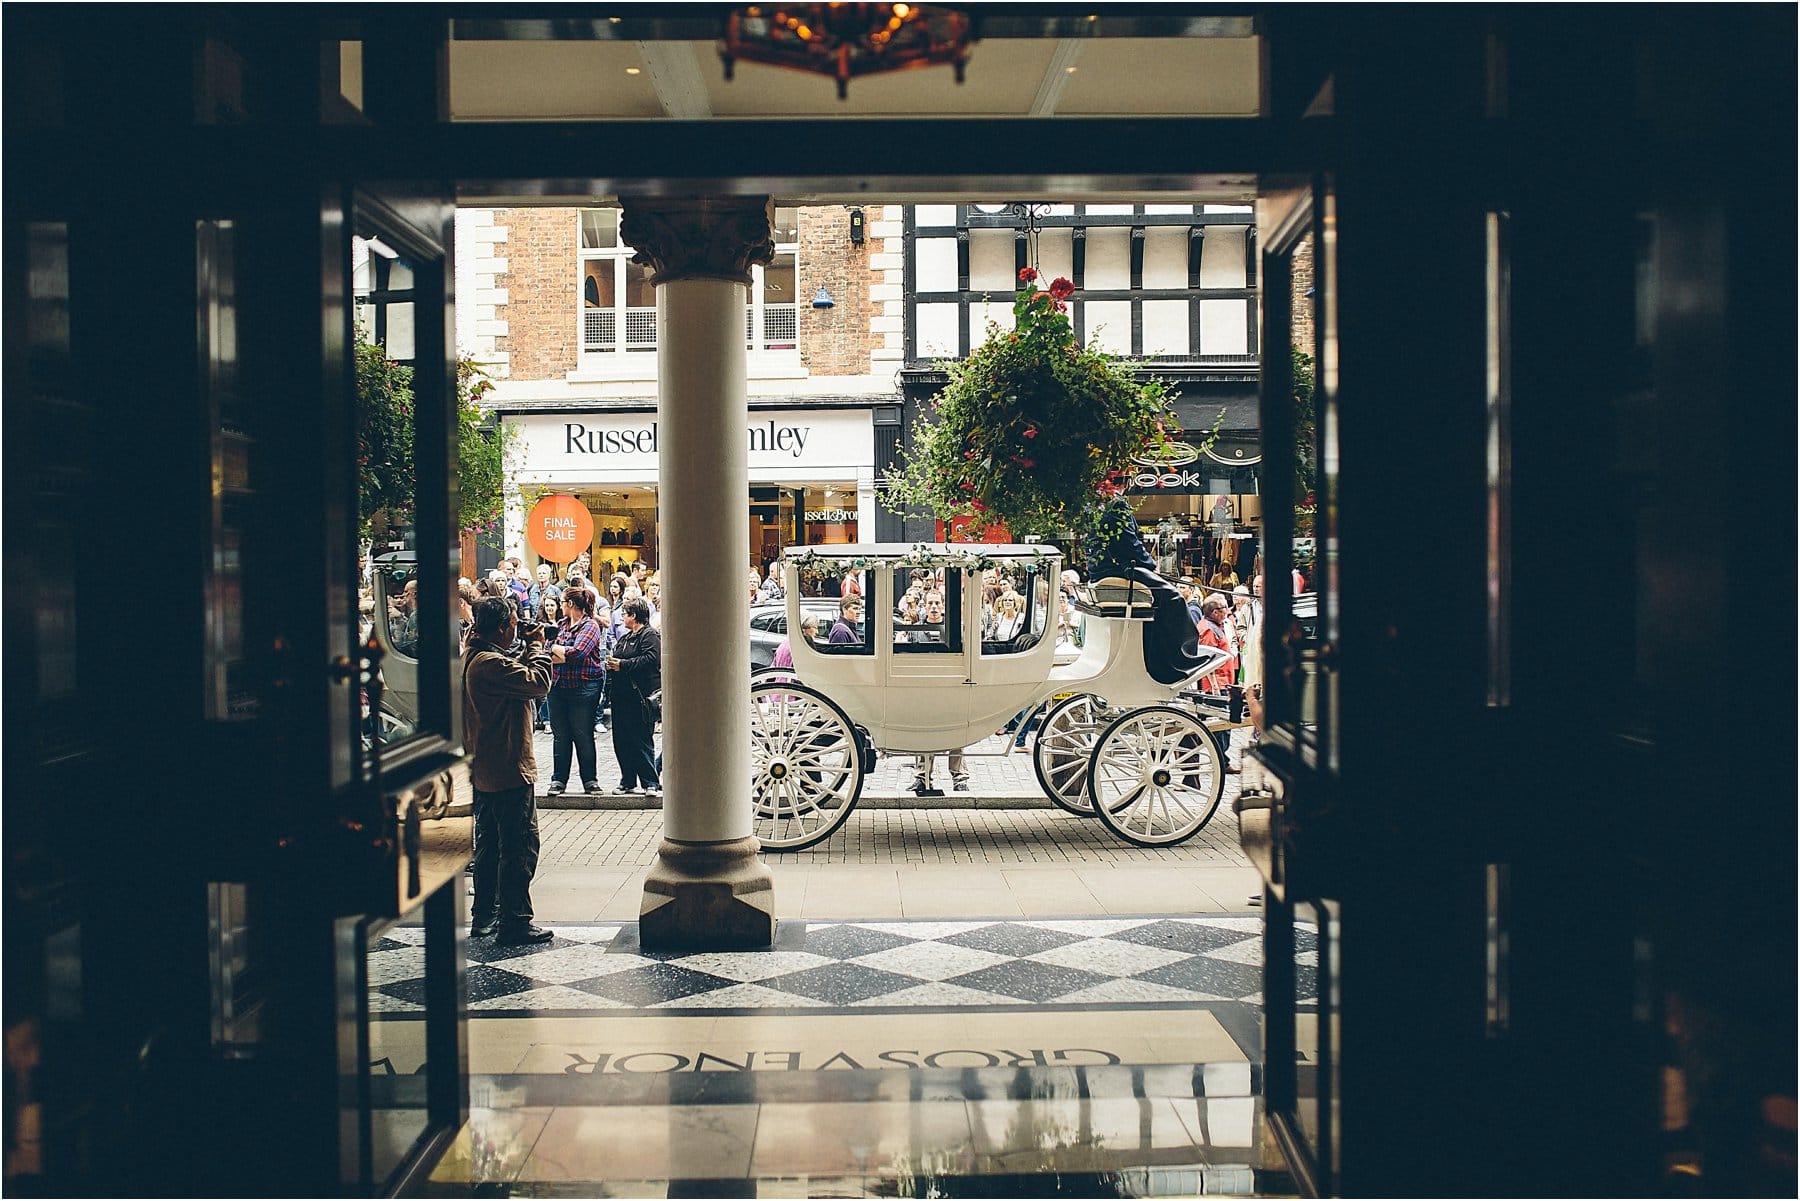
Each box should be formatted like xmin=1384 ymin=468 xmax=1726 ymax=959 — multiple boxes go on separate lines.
xmin=619 ymin=196 xmax=776 ymax=286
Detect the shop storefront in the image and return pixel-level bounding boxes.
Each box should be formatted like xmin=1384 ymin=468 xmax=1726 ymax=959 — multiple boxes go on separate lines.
xmin=1127 ymin=431 xmax=1263 ymax=582
xmin=504 ymin=406 xmax=878 ymax=577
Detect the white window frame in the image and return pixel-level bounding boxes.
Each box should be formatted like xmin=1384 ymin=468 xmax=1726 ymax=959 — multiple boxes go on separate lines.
xmin=576 ymin=210 xmax=801 ymax=371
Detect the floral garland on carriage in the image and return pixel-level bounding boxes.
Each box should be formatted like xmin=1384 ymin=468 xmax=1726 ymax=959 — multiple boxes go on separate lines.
xmin=883 ymin=267 xmax=1211 ymax=562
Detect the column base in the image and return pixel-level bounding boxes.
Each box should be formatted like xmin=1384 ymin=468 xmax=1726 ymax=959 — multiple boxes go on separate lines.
xmin=639 ymin=836 xmax=775 ymax=950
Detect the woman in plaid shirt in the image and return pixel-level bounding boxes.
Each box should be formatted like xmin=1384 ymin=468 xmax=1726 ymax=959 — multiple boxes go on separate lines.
xmin=546 ymin=587 xmax=607 ymax=796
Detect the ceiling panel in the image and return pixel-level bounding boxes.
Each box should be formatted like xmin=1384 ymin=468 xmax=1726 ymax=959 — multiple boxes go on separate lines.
xmin=450 ymin=41 xmax=664 ymax=120
xmin=1056 ymin=38 xmax=1260 ymax=116
xmin=449 ymin=35 xmax=1261 ymax=122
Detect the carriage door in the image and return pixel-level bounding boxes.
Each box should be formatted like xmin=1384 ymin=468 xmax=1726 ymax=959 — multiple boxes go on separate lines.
xmin=880 ymin=563 xmax=971 ymax=753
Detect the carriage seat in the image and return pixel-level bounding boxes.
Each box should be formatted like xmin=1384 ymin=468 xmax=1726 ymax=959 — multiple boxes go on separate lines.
xmin=1073 ymin=577 xmax=1158 ymax=621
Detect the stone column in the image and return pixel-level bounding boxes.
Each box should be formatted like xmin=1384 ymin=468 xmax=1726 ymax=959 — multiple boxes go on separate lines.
xmin=620 ymin=197 xmax=776 ymax=949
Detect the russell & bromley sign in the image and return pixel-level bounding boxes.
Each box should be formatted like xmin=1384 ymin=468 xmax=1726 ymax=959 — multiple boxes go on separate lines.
xmin=564 ymin=419 xmax=811 ymax=458
xmin=512 ymin=409 xmax=875 ymax=483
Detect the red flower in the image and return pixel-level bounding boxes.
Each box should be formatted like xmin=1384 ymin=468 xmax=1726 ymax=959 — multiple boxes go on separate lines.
xmin=1022 ymin=426 xmax=1038 ymax=439
xmin=1009 ymin=455 xmax=1036 ymax=469
xmin=1017 ymin=266 xmax=1038 ymax=284
xmin=1048 ymin=276 xmax=1075 ymax=300
xmin=971 ymin=499 xmax=988 ymax=511
xmin=964 ymin=449 xmax=977 ymax=459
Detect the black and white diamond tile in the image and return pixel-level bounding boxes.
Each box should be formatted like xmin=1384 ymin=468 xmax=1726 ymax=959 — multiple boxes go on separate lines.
xmin=372 ymin=917 xmax=1306 ymax=1014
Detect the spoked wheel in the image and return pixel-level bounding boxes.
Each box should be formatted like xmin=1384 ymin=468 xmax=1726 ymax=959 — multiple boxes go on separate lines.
xmin=1033 ymin=693 xmax=1114 ymax=816
xmin=749 ymin=679 xmax=863 ymax=851
xmin=752 ymin=665 xmax=801 ymax=687
xmin=1086 ymin=706 xmax=1225 ymax=847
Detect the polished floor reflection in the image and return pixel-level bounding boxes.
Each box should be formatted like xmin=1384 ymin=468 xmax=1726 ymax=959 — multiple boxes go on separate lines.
xmin=420 ymin=916 xmax=1287 ymax=1196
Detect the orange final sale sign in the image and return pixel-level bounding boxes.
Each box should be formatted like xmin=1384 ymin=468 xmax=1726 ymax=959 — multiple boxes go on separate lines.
xmin=526 ymin=495 xmax=593 ymax=563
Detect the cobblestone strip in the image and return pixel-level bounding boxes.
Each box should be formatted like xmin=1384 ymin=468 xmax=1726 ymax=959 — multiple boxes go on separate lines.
xmin=537 ymin=805 xmax=1247 ymax=869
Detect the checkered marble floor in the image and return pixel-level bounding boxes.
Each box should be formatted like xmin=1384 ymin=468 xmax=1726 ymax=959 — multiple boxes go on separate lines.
xmin=374 ymin=917 xmax=1315 ymax=1015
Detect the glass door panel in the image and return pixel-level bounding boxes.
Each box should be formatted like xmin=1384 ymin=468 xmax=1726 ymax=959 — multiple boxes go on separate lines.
xmin=1245 ymin=175 xmax=1342 ymax=1196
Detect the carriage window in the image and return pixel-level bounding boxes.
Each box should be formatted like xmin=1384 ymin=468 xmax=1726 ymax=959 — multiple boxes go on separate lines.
xmin=892 ymin=566 xmax=961 ymax=653
xmin=813 ymin=595 xmax=869 ymax=654
xmin=981 ymin=562 xmax=1051 ymax=656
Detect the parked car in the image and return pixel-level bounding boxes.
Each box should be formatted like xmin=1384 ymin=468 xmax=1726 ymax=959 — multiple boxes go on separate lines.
xmin=750 ymin=600 xmax=848 ymax=669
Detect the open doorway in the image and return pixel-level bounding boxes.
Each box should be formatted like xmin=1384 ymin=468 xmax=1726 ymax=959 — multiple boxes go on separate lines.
xmin=383 ymin=186 xmax=1289 ymax=1192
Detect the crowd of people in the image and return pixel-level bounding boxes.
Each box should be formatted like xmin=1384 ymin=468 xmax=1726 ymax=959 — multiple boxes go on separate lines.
xmin=445 ymin=552 xmax=664 ymax=799
xmin=370 ymin=535 xmax=1279 ymax=816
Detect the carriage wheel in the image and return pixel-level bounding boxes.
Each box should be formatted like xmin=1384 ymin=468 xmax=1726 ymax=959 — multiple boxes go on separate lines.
xmin=752 ymin=664 xmax=801 ymax=687
xmin=1033 ymin=693 xmax=1112 ymax=816
xmin=1086 ymin=706 xmax=1225 ymax=847
xmin=750 ymin=679 xmax=863 ymax=851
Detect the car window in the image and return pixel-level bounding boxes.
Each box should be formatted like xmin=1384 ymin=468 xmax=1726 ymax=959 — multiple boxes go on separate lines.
xmin=381 ymin=563 xmax=419 ymax=659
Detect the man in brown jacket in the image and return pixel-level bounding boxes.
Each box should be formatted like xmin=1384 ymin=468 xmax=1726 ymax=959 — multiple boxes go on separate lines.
xmin=463 ymin=597 xmax=556 ymax=945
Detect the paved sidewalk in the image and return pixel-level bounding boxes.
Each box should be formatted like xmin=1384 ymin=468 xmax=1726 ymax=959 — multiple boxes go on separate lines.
xmin=449 ymin=724 xmax=1261 ymax=923
xmin=529 ymin=724 xmax=1258 ymax=807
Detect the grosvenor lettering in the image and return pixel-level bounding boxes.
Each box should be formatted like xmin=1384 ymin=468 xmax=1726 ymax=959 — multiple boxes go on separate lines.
xmin=560 ymin=1046 xmax=1123 ymax=1074
xmin=563 ymin=420 xmax=811 ymax=459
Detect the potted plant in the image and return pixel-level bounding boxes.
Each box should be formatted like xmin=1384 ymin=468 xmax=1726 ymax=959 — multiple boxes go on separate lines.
xmin=884 ymin=267 xmax=1196 ymax=561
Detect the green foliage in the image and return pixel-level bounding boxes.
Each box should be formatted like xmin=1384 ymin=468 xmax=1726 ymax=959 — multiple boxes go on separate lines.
xmin=1291 ymin=343 xmax=1318 ymax=535
xmin=454 ymin=357 xmax=516 ymax=537
xmin=356 ymin=340 xmax=415 ymax=540
xmin=883 ymin=269 xmax=1186 ymax=543
xmin=355 ymin=339 xmax=518 ymax=541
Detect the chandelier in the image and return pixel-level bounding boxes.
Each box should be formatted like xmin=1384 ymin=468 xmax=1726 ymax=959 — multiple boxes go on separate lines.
xmin=719 ymin=4 xmax=975 ymax=100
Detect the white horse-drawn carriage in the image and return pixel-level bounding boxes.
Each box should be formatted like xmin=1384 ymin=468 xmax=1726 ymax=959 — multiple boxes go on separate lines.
xmin=749 ymin=544 xmax=1238 ymax=851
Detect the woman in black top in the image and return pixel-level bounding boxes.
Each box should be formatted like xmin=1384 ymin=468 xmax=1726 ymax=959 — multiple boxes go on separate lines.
xmin=604 ymin=596 xmax=662 ymax=797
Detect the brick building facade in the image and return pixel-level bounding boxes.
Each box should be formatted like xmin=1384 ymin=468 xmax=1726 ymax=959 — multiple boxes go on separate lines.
xmin=455 ymin=204 xmax=905 ymax=576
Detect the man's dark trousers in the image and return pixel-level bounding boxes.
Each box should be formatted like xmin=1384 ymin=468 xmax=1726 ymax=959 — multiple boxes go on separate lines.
xmin=470 ymin=784 xmax=540 ymax=934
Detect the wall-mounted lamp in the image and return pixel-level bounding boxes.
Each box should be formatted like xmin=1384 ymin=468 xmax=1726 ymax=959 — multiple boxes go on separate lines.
xmin=849 ymin=207 xmax=866 ymax=244
xmin=811 ymin=287 xmax=835 ymax=309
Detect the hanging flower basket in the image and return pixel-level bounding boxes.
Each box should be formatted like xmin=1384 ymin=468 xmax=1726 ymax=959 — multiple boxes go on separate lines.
xmin=884 ymin=268 xmax=1191 ymax=546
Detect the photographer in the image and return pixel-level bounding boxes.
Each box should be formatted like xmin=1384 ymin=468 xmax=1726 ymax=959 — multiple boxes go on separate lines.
xmin=463 ymin=596 xmax=555 ymax=945
xmin=546 ymin=587 xmax=605 ymax=796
